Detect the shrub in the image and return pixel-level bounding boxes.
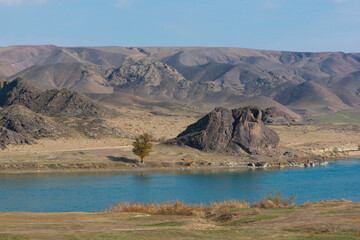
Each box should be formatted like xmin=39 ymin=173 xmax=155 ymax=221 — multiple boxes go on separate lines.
xmin=251 ymin=191 xmax=297 ymax=208
xmin=252 ymin=208 xmax=262 ymax=215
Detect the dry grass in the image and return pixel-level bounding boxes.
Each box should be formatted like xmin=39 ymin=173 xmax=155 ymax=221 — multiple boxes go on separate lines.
xmin=251 ymin=191 xmax=297 ymax=208
xmin=105 ymin=196 xmax=296 ymax=217
xmin=105 ymin=200 xmax=250 ymax=216
xmin=1 ymin=201 xmax=359 ymax=240
xmin=270 ymin=124 xmax=360 ymax=157
xmin=106 ymin=106 xmax=199 ymax=140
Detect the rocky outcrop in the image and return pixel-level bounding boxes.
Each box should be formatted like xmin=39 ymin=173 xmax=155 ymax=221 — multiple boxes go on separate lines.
xmin=107 ymin=61 xmax=191 ymax=100
xmin=176 ymin=106 xmax=280 ymax=155
xmin=0 ymin=127 xmax=33 ymax=150
xmin=0 ymin=105 xmax=71 ymax=138
xmin=0 ymin=78 xmax=131 ymax=149
xmin=0 ymin=78 xmax=118 ymax=118
xmin=261 ymin=106 xmax=302 ymax=125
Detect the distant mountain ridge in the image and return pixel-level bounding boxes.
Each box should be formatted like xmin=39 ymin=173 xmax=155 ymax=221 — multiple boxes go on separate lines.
xmin=1 ymin=45 xmax=360 ymax=115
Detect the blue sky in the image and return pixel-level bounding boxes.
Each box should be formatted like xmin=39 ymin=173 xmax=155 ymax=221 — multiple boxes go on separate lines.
xmin=0 ymin=0 xmax=359 ymax=52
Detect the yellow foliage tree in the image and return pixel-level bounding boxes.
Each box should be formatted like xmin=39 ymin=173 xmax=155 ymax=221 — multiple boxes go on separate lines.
xmin=132 ymin=133 xmax=154 ymax=163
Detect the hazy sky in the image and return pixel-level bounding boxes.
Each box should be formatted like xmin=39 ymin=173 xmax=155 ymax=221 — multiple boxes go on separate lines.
xmin=0 ymin=0 xmax=359 ymax=52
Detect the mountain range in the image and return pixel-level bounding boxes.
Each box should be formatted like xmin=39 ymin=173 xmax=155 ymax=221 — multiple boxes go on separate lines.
xmin=1 ymin=45 xmax=360 ymax=116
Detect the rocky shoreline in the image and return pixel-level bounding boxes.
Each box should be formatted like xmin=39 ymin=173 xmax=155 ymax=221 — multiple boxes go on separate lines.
xmin=0 ymin=157 xmax=336 ymax=174
xmin=247 ymin=159 xmax=329 ymax=169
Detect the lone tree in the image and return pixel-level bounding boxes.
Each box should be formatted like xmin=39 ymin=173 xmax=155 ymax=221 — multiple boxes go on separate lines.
xmin=132 ymin=133 xmax=154 ymax=163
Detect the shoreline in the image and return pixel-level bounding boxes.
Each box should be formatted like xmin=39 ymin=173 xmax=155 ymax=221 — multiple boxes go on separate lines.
xmin=0 ymin=156 xmax=359 ymax=175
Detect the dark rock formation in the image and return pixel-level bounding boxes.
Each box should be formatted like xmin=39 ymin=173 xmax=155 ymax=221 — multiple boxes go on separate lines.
xmin=0 ymin=127 xmax=33 ymax=150
xmin=0 ymin=78 xmax=118 ymax=118
xmin=0 ymin=105 xmax=71 ymax=138
xmin=261 ymin=106 xmax=302 ymax=125
xmin=0 ymin=78 xmax=131 ymax=149
xmin=176 ymin=106 xmax=280 ymax=155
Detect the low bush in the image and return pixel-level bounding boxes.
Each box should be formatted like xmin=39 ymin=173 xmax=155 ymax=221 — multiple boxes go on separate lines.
xmin=251 ymin=191 xmax=297 ymax=208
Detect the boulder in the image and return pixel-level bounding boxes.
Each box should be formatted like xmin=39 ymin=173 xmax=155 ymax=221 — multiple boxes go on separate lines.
xmin=176 ymin=106 xmax=280 ymax=155
xmin=255 ymin=162 xmax=269 ymax=168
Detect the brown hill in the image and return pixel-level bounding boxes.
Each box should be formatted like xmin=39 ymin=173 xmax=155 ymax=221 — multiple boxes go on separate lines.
xmin=274 ymin=81 xmax=351 ymax=114
xmin=1 ymin=45 xmax=360 ymax=116
xmin=0 ymin=78 xmax=130 ymax=149
xmin=0 ymin=61 xmax=19 ymax=78
xmin=314 ymin=70 xmax=360 ymax=108
xmin=261 ymin=106 xmax=302 ymax=125
xmin=0 ymin=45 xmax=128 ymax=71
xmin=0 ymin=78 xmax=118 ymax=118
xmin=9 ymin=60 xmax=302 ymax=117
xmin=9 ymin=63 xmax=112 ymax=93
xmin=0 ymin=104 xmax=71 ymax=138
xmin=108 ymin=61 xmax=192 ymax=100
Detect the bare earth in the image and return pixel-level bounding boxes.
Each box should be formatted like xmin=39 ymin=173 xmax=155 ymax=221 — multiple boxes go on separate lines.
xmin=0 ymin=201 xmax=359 ymax=239
xmin=0 ymin=106 xmax=359 ymax=173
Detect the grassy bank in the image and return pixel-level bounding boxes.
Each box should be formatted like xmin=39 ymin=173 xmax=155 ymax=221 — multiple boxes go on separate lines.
xmin=0 ymin=199 xmax=359 ymax=240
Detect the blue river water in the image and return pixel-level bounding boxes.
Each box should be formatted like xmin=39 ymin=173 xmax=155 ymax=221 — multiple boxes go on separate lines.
xmin=0 ymin=159 xmax=359 ymax=212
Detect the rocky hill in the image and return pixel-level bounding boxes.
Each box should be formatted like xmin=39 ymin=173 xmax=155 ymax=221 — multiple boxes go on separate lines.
xmin=0 ymin=77 xmax=118 ymax=118
xmin=0 ymin=78 xmax=129 ymax=149
xmin=176 ymin=106 xmax=280 ymax=155
xmin=261 ymin=106 xmax=302 ymax=125
xmin=2 ymin=45 xmax=360 ymax=116
xmin=0 ymin=104 xmax=71 ymax=139
xmin=0 ymin=127 xmax=33 ymax=150
xmin=107 ymin=61 xmax=192 ymax=100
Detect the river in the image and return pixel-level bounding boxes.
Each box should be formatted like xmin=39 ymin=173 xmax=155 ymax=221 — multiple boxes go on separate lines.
xmin=0 ymin=159 xmax=359 ymax=212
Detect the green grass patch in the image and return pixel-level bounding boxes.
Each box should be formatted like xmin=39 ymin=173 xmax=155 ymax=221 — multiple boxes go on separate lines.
xmin=311 ymin=110 xmax=360 ymax=123
xmin=140 ymin=221 xmax=184 ymax=227
xmin=284 ymin=229 xmax=301 ymax=233
xmin=0 ymin=234 xmax=31 ymax=240
xmin=0 ymin=224 xmax=65 ymax=230
xmin=319 ymin=210 xmax=357 ymax=215
xmin=280 ymin=234 xmax=360 ymax=240
xmin=262 ymin=208 xmax=296 ymax=214
xmin=228 ymin=215 xmax=279 ymax=225
xmin=341 ymin=228 xmax=359 ymax=233
xmin=229 ymin=208 xmax=250 ymax=213
xmin=126 ymin=217 xmax=147 ymax=221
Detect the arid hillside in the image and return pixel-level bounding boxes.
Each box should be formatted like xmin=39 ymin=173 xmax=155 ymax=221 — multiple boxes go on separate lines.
xmin=0 ymin=78 xmax=129 ymax=149
xmin=1 ymin=45 xmax=360 ymax=116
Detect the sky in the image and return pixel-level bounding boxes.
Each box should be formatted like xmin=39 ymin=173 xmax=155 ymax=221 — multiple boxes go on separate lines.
xmin=0 ymin=0 xmax=359 ymax=52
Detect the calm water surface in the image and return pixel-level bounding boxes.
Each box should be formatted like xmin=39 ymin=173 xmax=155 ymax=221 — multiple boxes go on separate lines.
xmin=0 ymin=159 xmax=359 ymax=212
